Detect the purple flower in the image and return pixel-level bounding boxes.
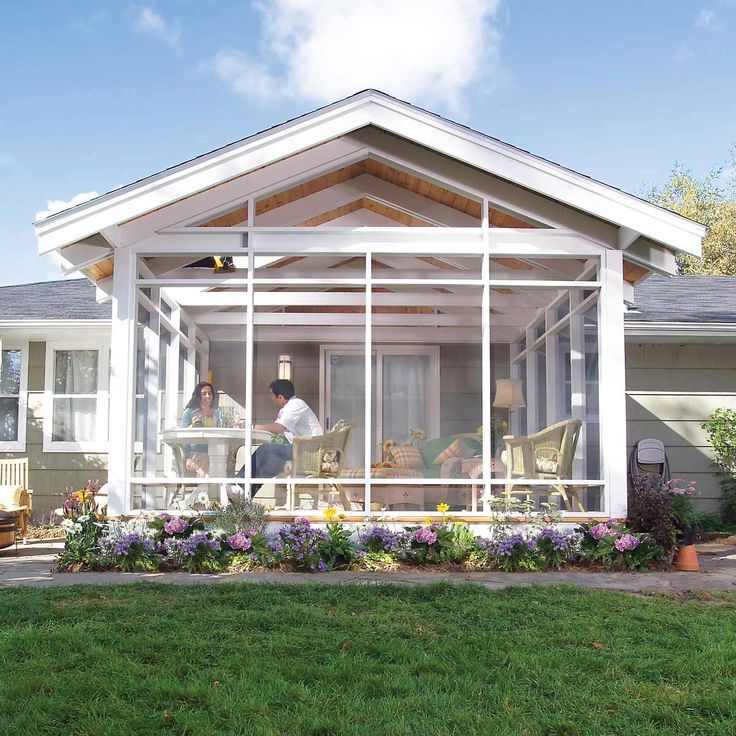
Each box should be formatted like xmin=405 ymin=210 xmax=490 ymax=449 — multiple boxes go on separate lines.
xmin=413 ymin=527 xmax=438 ymax=545
xmin=359 ymin=526 xmax=399 ymax=552
xmin=493 ymin=532 xmax=534 ymax=556
xmin=227 ymin=532 xmax=253 ymax=552
xmin=163 ymin=517 xmax=190 ymax=535
xmin=614 ymin=534 xmax=640 ymax=552
xmin=536 ymin=527 xmax=570 ymax=552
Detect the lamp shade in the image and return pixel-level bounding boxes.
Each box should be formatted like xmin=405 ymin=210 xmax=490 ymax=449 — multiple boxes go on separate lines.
xmin=492 ymin=378 xmax=526 ymax=409
xmin=278 ymin=354 xmax=293 ymax=381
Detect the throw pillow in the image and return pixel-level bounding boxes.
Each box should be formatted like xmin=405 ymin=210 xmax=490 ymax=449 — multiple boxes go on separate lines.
xmin=433 ymin=438 xmax=475 ymax=465
xmin=535 ymin=454 xmax=559 ymax=474
xmin=391 ymin=446 xmax=424 ymax=469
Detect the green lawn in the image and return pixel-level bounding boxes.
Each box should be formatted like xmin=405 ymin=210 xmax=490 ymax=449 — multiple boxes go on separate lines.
xmin=1 ymin=583 xmax=735 ymax=736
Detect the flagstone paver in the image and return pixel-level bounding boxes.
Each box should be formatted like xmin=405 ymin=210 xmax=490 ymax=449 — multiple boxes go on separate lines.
xmin=2 ymin=539 xmax=735 ymax=592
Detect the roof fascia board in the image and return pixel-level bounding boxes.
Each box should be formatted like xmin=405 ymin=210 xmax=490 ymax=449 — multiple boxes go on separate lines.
xmin=625 ymin=321 xmax=736 ymax=339
xmin=36 ymin=90 xmax=705 ymax=257
xmin=366 ymin=96 xmax=706 ymax=256
xmin=36 ymin=95 xmax=377 ymax=254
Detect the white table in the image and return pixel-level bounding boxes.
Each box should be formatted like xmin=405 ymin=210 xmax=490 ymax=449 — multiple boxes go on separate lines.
xmin=159 ymin=427 xmax=272 ymax=507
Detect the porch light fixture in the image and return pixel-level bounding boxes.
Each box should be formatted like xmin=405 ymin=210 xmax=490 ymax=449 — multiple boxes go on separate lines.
xmin=278 ymin=354 xmax=293 ymax=381
xmin=492 ymin=379 xmax=526 ymax=410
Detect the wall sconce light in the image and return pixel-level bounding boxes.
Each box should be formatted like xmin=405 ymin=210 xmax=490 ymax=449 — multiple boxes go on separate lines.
xmin=278 ymin=354 xmax=293 ymax=381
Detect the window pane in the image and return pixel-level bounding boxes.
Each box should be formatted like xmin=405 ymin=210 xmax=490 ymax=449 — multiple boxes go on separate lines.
xmin=54 ymin=350 xmax=98 ymax=394
xmin=52 ymin=397 xmax=98 ymax=442
xmin=0 ymin=350 xmax=21 ymax=395
xmin=0 ymin=398 xmax=19 ymax=441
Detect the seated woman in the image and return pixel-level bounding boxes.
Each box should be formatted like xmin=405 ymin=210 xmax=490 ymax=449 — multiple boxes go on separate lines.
xmin=181 ymin=382 xmax=223 ymax=477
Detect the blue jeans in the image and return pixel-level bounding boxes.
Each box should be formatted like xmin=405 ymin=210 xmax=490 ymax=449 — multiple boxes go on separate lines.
xmin=237 ymin=443 xmax=293 ymax=494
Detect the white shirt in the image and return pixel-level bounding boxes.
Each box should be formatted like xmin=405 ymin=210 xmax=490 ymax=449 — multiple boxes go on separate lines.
xmin=276 ymin=397 xmax=323 ymax=443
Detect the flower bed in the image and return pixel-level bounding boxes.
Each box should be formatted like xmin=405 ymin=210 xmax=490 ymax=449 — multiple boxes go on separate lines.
xmin=55 ymin=503 xmax=668 ymax=575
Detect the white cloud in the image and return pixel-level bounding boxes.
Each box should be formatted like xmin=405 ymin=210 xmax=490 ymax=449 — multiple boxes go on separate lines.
xmin=36 ymin=191 xmax=100 ymax=221
xmin=204 ymin=0 xmax=505 ymax=114
xmin=135 ymin=7 xmax=182 ymax=51
xmin=695 ymin=8 xmax=715 ymax=28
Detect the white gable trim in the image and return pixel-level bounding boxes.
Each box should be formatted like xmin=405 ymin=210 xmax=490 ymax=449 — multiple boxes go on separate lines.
xmin=35 ymin=90 xmax=706 ymax=257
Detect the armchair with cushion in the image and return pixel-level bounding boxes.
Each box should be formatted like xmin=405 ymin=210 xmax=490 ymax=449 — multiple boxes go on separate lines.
xmin=502 ymin=418 xmax=584 ymax=511
xmin=285 ymin=420 xmax=355 ymax=510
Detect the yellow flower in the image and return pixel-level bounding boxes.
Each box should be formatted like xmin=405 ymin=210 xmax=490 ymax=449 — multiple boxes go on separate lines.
xmin=425 ymin=517 xmax=432 ymax=525
xmin=436 ymin=503 xmax=450 ymax=513
xmin=455 ymin=520 xmax=464 ymax=526
xmin=324 ymin=507 xmax=338 ymax=521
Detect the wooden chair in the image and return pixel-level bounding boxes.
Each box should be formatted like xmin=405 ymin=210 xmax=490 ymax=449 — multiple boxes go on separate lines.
xmin=286 ymin=421 xmax=355 ymax=511
xmin=0 ymin=458 xmax=32 ymax=542
xmin=502 ymin=419 xmax=584 ymax=511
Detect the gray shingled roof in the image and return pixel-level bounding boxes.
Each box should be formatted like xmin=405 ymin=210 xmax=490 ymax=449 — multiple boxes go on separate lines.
xmin=1 ymin=275 xmax=733 ymax=325
xmin=0 ymin=279 xmax=111 ymax=320
xmin=627 ymin=275 xmax=736 ymax=323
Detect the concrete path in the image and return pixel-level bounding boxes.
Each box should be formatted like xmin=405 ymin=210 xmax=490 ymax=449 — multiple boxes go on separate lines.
xmin=2 ymin=539 xmax=736 ymax=593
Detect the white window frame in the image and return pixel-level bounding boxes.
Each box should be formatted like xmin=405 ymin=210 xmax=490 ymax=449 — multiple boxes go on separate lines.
xmin=43 ymin=339 xmax=110 ymax=453
xmin=0 ymin=340 xmax=29 ymax=452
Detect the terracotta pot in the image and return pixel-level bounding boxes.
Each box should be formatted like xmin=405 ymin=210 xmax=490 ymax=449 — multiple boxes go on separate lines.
xmin=674 ymin=544 xmax=700 ymax=572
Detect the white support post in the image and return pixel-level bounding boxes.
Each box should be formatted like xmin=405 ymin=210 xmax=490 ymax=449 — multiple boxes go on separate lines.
xmin=481 ymin=199 xmax=491 ymax=509
xmin=244 ymin=230 xmax=254 ymax=501
xmin=107 ymin=247 xmax=136 ymax=517
xmin=569 ymin=290 xmax=587 ymax=478
xmin=164 ymin=304 xmax=181 ymax=491
xmin=142 ymin=289 xmax=161 ymax=509
xmin=364 ymin=253 xmax=372 ymax=516
xmin=509 ymin=341 xmax=522 ymax=435
xmin=545 ymin=307 xmax=559 ymax=425
xmin=525 ymin=327 xmax=538 ymax=433
xmin=599 ymin=250 xmax=627 ymax=518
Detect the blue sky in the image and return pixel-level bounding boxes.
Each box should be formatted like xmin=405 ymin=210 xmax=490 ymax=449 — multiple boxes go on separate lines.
xmin=1 ymin=0 xmax=734 ymax=286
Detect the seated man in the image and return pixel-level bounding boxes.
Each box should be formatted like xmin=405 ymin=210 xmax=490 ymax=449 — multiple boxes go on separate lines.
xmin=248 ymin=379 xmax=323 ymax=495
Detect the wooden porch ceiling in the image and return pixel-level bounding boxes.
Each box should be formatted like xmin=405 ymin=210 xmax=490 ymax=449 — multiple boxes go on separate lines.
xmin=196 ymin=158 xmax=536 ymax=229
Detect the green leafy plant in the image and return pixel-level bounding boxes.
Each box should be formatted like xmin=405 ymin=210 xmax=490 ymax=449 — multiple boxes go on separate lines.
xmin=702 ymin=408 xmax=736 ymax=523
xmin=319 ymin=509 xmax=356 ymax=571
xmin=211 ymin=494 xmax=270 ymax=536
xmin=57 ymin=513 xmax=105 ymax=571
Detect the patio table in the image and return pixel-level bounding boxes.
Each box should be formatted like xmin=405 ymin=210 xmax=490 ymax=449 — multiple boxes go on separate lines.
xmin=159 ymin=427 xmax=272 ymax=507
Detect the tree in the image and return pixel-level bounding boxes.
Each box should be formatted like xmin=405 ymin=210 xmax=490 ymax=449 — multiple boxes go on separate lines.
xmin=644 ymin=150 xmax=736 ymax=275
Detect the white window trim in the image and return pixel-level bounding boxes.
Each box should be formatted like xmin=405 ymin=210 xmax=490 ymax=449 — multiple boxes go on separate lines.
xmin=0 ymin=340 xmax=29 ymax=452
xmin=43 ymin=339 xmax=110 ymax=453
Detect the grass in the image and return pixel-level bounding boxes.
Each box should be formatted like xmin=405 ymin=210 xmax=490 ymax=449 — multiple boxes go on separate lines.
xmin=1 ymin=583 xmax=735 ymax=736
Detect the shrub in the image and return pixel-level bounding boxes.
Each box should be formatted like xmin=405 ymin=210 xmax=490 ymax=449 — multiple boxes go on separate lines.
xmin=319 ymin=509 xmax=356 ymax=571
xmin=577 ymin=520 xmax=664 ymax=571
xmin=702 ymin=408 xmax=736 ymax=523
xmin=627 ymin=473 xmax=679 ymax=553
xmin=401 ymin=521 xmax=477 ymax=564
xmin=482 ymin=528 xmax=578 ymax=572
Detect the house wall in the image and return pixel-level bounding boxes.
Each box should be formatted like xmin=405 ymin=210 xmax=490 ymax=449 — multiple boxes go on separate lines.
xmin=625 ymin=342 xmax=735 ymax=514
xmin=0 ymin=341 xmax=108 ymax=519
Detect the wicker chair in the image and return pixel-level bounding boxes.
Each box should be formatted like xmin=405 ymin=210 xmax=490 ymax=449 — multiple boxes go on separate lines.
xmin=0 ymin=458 xmax=32 ymax=542
xmin=285 ymin=420 xmax=354 ymax=511
xmin=502 ymin=419 xmax=584 ymax=511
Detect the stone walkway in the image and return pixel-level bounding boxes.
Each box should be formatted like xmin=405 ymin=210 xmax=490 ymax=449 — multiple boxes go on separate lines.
xmin=2 ymin=539 xmax=736 ymax=593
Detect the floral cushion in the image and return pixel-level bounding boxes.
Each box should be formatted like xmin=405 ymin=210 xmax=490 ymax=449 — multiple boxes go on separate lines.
xmin=391 ymin=446 xmax=424 ymax=469
xmin=433 ymin=438 xmax=475 ymax=465
xmin=535 ymin=454 xmax=559 ymax=474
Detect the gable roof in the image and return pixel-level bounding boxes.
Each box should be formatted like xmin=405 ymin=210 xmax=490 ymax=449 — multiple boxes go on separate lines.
xmin=35 ymin=90 xmax=706 ymax=259
xmin=0 ymin=279 xmax=111 ymax=321
xmin=627 ymin=275 xmax=736 ymax=323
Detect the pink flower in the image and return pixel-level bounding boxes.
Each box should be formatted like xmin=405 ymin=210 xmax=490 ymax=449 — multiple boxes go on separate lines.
xmin=227 ymin=532 xmax=253 ymax=552
xmin=163 ymin=517 xmax=189 ymax=535
xmin=614 ymin=534 xmax=640 ymax=552
xmin=414 ymin=527 xmax=438 ymax=545
xmin=589 ymin=523 xmax=616 ymax=540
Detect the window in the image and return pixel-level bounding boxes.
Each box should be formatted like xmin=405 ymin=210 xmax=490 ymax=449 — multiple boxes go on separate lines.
xmin=0 ymin=342 xmax=28 ymax=451
xmin=44 ymin=341 xmax=110 ymax=452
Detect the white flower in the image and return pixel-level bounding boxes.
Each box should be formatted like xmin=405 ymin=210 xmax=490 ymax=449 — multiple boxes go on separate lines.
xmin=77 ymin=514 xmax=90 ymax=523
xmin=61 ymin=518 xmax=83 ymax=534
